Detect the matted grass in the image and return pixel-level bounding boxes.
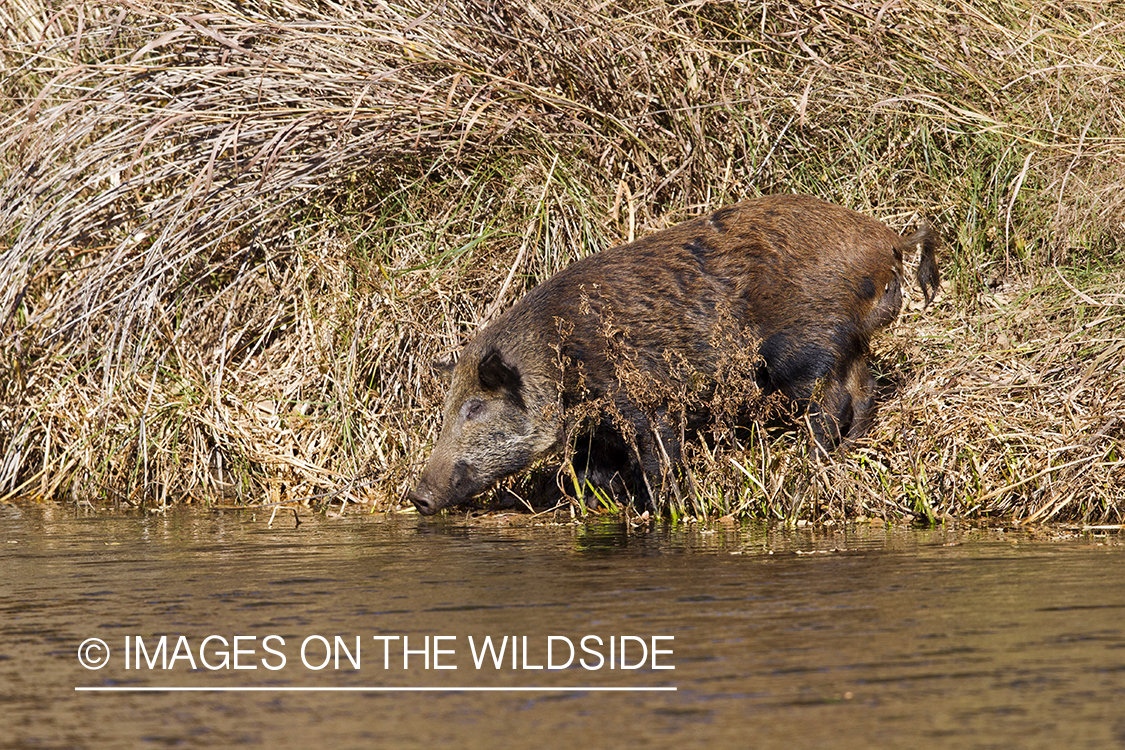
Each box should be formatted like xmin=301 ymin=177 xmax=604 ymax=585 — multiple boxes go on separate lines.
xmin=1 ymin=0 xmax=1122 ymax=522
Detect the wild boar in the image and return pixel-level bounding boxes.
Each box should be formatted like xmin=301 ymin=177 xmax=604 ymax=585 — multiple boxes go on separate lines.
xmin=409 ymin=193 xmax=939 ymax=515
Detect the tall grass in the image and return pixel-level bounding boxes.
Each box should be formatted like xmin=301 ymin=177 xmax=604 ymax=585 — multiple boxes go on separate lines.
xmin=1 ymin=0 xmax=1122 ymax=521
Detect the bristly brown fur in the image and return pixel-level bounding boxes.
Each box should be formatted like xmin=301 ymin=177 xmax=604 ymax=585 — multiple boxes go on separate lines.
xmin=409 ymin=195 xmax=939 ymax=515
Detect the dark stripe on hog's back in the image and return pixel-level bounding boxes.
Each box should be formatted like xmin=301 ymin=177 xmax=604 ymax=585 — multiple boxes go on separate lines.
xmin=683 ymin=237 xmax=714 ymax=280
xmin=708 ymin=206 xmax=739 ymax=233
xmin=673 ymin=267 xmax=694 ymax=296
xmin=683 ymin=236 xmax=742 ymax=297
xmin=685 ymin=237 xmax=709 ymax=263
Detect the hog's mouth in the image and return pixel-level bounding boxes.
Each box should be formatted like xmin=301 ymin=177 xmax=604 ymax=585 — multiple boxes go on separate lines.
xmin=409 ymin=445 xmax=541 ymax=516
xmin=408 ymin=460 xmax=486 ymax=516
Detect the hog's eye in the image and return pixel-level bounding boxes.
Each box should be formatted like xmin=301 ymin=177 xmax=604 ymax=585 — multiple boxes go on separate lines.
xmin=463 ymin=399 xmax=485 ymax=420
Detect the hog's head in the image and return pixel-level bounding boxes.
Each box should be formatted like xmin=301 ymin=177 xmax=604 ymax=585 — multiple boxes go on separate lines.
xmin=409 ymin=346 xmax=558 ymax=515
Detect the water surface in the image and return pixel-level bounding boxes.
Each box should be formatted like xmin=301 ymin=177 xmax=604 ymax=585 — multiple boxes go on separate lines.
xmin=2 ymin=504 xmax=1123 ymax=749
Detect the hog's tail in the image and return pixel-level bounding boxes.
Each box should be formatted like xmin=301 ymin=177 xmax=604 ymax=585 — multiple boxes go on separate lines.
xmin=905 ymin=221 xmax=941 ymax=307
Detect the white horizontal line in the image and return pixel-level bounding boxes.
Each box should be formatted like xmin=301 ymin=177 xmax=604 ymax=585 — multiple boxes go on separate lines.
xmin=75 ymin=686 xmax=676 ymax=693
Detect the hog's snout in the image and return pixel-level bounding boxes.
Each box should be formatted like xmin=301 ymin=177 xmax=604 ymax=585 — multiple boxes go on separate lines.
xmin=409 ymin=460 xmax=476 ymax=516
xmin=408 ymin=485 xmax=441 ymax=516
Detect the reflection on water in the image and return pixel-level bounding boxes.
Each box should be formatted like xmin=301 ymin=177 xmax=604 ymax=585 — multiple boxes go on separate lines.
xmin=1 ymin=503 xmax=1123 ymax=749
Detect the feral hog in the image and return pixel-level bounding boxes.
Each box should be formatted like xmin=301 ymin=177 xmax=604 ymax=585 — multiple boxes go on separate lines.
xmin=409 ymin=194 xmax=939 ymax=516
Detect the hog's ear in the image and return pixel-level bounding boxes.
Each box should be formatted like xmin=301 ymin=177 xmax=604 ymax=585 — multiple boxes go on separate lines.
xmin=478 ymin=347 xmax=526 ymax=409
xmin=432 ymin=355 xmax=456 ymax=384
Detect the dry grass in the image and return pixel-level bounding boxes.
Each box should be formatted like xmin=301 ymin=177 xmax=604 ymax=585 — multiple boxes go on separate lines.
xmin=673 ymin=270 xmax=1125 ymax=525
xmin=1 ymin=0 xmax=1122 ymax=522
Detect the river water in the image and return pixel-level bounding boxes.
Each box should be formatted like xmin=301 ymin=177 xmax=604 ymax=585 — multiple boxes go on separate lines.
xmin=1 ymin=503 xmax=1123 ymax=749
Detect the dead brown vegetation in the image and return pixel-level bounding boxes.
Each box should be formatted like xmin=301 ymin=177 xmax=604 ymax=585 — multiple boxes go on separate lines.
xmin=1 ymin=0 xmax=1122 ymax=522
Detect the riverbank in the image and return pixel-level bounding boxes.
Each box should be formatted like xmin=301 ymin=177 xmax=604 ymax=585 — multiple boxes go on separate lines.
xmin=2 ymin=0 xmax=1122 ymax=521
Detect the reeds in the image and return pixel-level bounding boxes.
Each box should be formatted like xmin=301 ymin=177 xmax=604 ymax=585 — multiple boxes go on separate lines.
xmin=1 ymin=0 xmax=1122 ymax=521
